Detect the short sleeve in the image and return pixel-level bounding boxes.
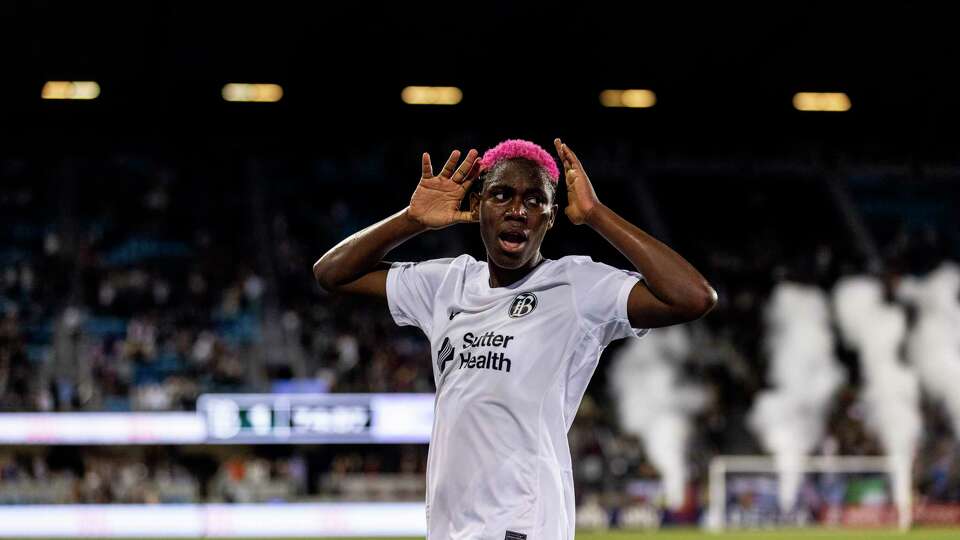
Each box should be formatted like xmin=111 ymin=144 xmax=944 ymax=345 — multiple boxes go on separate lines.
xmin=385 ymin=258 xmax=454 ymax=336
xmin=568 ymin=257 xmax=649 ymax=346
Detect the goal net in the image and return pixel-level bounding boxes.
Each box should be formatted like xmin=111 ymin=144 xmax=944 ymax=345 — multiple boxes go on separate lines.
xmin=706 ymin=455 xmax=911 ymax=530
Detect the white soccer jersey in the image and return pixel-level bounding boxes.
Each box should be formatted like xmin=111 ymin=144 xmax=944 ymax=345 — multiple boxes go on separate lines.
xmin=386 ymin=254 xmax=648 ymax=539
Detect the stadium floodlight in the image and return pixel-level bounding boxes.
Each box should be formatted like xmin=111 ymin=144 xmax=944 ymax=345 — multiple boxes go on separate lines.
xmin=222 ymin=83 xmax=283 ymax=103
xmin=599 ymin=89 xmax=656 ymax=108
xmin=792 ymin=92 xmax=851 ymax=112
xmin=401 ymin=86 xmax=463 ymax=105
xmin=41 ymin=81 xmax=100 ymax=100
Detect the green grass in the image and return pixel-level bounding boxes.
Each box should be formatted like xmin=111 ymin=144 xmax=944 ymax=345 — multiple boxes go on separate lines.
xmin=33 ymin=530 xmax=958 ymax=540
xmin=297 ymin=529 xmax=959 ymax=540
xmin=574 ymin=530 xmax=960 ymax=540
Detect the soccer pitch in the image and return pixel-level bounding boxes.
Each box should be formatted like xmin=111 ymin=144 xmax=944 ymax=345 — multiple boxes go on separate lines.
xmin=311 ymin=530 xmax=959 ymax=540
xmin=576 ymin=531 xmax=959 ymax=540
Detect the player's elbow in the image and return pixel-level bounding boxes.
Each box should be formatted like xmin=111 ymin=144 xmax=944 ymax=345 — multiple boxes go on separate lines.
xmin=671 ymin=282 xmax=717 ymax=322
xmin=685 ymin=282 xmax=718 ymax=320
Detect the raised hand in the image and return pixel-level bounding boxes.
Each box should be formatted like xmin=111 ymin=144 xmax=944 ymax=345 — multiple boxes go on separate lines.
xmin=554 ymin=138 xmax=601 ymax=225
xmin=407 ymin=148 xmax=481 ymax=230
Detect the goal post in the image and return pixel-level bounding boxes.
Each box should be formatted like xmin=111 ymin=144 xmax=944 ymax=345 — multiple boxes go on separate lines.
xmin=706 ymin=455 xmax=911 ymax=531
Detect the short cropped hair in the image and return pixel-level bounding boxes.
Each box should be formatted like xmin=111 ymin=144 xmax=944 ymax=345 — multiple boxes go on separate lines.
xmin=476 ymin=139 xmax=560 ymax=204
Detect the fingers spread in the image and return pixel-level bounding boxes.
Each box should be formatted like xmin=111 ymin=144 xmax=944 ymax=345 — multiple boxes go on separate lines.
xmin=563 ymin=143 xmax=583 ymax=171
xmin=468 ymin=159 xmax=481 ymax=180
xmin=554 ymin=139 xmax=570 ymax=169
xmin=440 ymin=150 xmax=461 ymax=178
xmin=452 ymin=149 xmax=479 ymax=184
xmin=422 ymin=153 xmax=433 ymax=178
xmin=457 ymin=157 xmax=481 ymax=185
xmin=554 ymin=139 xmax=574 ymax=173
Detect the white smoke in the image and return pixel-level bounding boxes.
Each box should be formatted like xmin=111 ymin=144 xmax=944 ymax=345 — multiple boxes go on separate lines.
xmin=833 ymin=276 xmax=921 ymax=530
xmin=610 ymin=326 xmax=705 ymax=509
xmin=897 ymin=262 xmax=960 ymax=438
xmin=748 ymin=283 xmax=845 ymax=512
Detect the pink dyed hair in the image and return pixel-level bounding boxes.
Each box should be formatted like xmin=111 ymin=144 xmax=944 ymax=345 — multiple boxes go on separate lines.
xmin=478 ymin=139 xmax=560 ymax=185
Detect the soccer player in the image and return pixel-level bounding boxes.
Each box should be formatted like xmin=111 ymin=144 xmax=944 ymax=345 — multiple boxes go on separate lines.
xmin=313 ymin=138 xmax=717 ymax=539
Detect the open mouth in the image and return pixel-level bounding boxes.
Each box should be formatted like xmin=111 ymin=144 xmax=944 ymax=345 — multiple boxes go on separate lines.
xmin=497 ymin=230 xmax=528 ymax=254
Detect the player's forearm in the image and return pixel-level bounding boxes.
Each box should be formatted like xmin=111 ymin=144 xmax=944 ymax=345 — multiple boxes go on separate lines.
xmin=586 ymin=203 xmax=717 ymax=314
xmin=313 ymin=207 xmax=426 ymax=290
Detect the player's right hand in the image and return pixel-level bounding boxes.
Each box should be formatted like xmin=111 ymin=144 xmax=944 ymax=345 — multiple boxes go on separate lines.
xmin=407 ymin=149 xmax=481 ymax=229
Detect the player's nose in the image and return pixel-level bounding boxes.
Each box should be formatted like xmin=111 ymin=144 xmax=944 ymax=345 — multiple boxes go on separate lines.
xmin=504 ymin=199 xmax=527 ymax=221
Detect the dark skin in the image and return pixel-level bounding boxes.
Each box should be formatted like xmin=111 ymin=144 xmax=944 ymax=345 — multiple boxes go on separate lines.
xmin=469 ymin=158 xmax=557 ymax=287
xmin=313 ymin=139 xmax=717 ymax=328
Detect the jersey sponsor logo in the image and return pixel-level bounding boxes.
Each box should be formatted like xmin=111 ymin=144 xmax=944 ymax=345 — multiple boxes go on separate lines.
xmin=458 ymin=331 xmax=514 ymax=372
xmin=449 ymin=310 xmax=461 ymax=320
xmin=436 ymin=337 xmax=455 ymax=374
xmin=508 ymin=292 xmax=537 ymax=318
xmin=438 ymin=331 xmax=518 ymax=376
xmin=458 ymin=350 xmax=511 ymax=372
xmin=462 ymin=331 xmax=515 ymax=349
xmin=505 ymin=531 xmax=527 ymax=540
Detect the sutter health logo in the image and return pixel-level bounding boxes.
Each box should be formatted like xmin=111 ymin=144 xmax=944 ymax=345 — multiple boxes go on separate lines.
xmin=436 ymin=337 xmax=455 ymax=374
xmin=437 ymin=331 xmax=516 ymax=375
xmin=459 ymin=331 xmax=514 ymax=372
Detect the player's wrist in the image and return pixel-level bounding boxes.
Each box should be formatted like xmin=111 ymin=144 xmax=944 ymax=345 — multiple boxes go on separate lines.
xmin=400 ymin=206 xmax=430 ymax=233
xmin=583 ymin=201 xmax=607 ymax=227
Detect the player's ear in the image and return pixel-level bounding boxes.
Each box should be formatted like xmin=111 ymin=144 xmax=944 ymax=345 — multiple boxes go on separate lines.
xmin=547 ymin=203 xmax=558 ymax=229
xmin=469 ymin=191 xmax=481 ymax=215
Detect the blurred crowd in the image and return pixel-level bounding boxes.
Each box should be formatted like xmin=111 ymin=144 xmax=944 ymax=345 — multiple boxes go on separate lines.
xmin=0 ymin=445 xmax=427 ymax=504
xmin=1 ymin=144 xmax=959 ymax=515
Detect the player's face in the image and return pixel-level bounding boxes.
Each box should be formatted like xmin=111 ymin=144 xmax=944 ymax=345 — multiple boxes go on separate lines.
xmin=471 ymin=163 xmax=557 ymax=270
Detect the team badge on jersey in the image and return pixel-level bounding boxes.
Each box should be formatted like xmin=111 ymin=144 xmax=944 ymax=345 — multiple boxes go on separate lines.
xmin=508 ymin=292 xmax=537 ymax=318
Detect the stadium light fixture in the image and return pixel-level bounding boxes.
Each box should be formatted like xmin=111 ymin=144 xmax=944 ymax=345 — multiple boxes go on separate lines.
xmin=41 ymin=81 xmax=100 ymax=100
xmin=792 ymin=92 xmax=851 ymax=112
xmin=222 ymin=83 xmax=283 ymax=103
xmin=599 ymin=89 xmax=656 ymax=108
xmin=401 ymin=86 xmax=463 ymax=105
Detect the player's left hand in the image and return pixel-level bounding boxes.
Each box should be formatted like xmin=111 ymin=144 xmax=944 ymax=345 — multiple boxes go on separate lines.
xmin=553 ymin=138 xmax=601 ymax=225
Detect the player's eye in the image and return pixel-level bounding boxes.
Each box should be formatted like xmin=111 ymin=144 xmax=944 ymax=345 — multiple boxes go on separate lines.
xmin=492 ymin=191 xmax=507 ymax=201
xmin=526 ymin=196 xmax=541 ymax=206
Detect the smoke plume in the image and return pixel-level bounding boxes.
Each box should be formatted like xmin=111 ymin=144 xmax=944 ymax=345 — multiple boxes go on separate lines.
xmin=610 ymin=326 xmax=705 ymax=509
xmin=748 ymin=283 xmax=845 ymax=512
xmin=833 ymin=275 xmax=921 ymax=530
xmin=897 ymin=262 xmax=960 ymax=438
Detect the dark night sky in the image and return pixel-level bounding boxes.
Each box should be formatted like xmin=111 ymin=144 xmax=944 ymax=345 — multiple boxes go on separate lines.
xmin=1 ymin=2 xmax=956 ymax=152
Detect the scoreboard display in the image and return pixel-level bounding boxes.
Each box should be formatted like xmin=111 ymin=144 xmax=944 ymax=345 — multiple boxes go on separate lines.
xmin=197 ymin=393 xmax=434 ymax=444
